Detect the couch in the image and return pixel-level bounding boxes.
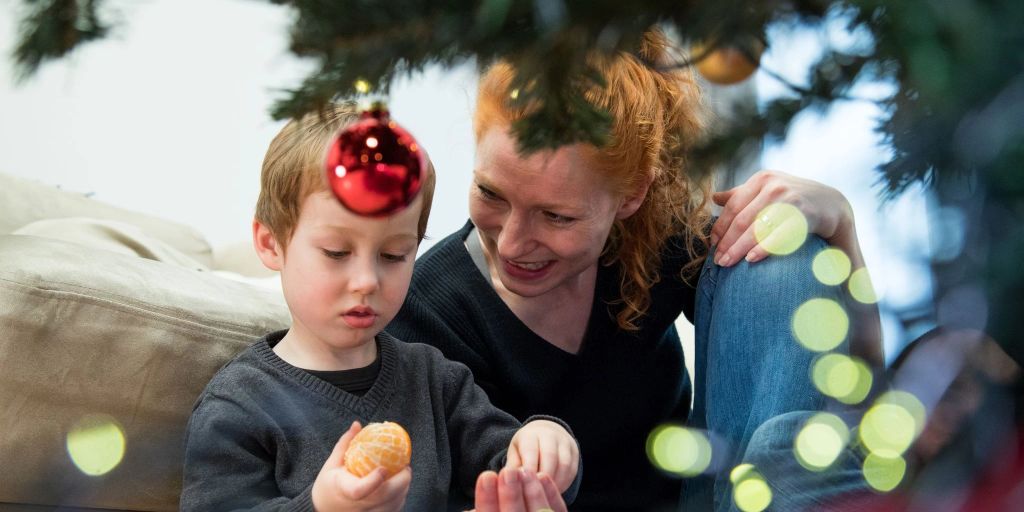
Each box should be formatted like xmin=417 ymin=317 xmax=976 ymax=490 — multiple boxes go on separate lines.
xmin=0 ymin=173 xmax=290 ymax=511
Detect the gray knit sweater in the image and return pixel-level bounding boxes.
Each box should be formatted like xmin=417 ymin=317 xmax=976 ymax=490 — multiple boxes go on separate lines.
xmin=181 ymin=330 xmax=580 ymax=511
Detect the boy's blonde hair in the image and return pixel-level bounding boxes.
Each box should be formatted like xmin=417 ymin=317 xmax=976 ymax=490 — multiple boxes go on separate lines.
xmin=256 ymin=102 xmax=436 ymax=246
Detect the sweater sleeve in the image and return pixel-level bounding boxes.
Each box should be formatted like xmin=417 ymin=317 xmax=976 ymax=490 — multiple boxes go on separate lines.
xmin=441 ymin=358 xmax=522 ymax=498
xmin=181 ymin=394 xmax=316 ymax=512
xmin=442 ymin=362 xmax=583 ymax=507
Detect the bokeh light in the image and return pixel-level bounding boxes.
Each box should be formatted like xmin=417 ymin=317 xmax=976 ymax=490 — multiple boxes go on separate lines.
xmin=754 ymin=203 xmax=809 ymax=256
xmin=794 ymin=413 xmax=850 ymax=471
xmin=733 ymin=470 xmax=773 ymax=512
xmin=354 ymin=79 xmax=371 ymax=94
xmin=66 ymin=414 xmax=126 ymax=476
xmin=646 ymin=424 xmax=713 ymax=476
xmin=862 ymin=453 xmax=906 ymax=492
xmin=848 ymin=268 xmax=880 ymax=304
xmin=859 ymin=391 xmax=926 ymax=458
xmin=730 ymin=463 xmax=755 ymax=484
xmin=812 ymin=247 xmax=852 ymax=285
xmin=811 ymin=353 xmax=873 ymax=404
xmin=792 ymin=298 xmax=849 ymax=351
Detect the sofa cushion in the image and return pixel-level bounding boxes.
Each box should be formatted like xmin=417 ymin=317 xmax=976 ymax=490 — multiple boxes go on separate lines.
xmin=0 ymin=173 xmax=213 ymax=268
xmin=0 ymin=234 xmax=289 ymax=511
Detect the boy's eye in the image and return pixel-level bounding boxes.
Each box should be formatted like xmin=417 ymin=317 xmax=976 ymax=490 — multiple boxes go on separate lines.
xmin=322 ymin=249 xmax=350 ymax=260
xmin=543 ymin=211 xmax=575 ymax=224
xmin=381 ymin=253 xmax=408 ymax=263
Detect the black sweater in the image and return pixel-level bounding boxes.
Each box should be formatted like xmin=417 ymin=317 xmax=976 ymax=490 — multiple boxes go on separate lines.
xmin=181 ymin=330 xmax=580 ymax=511
xmin=388 ymin=221 xmax=698 ymax=510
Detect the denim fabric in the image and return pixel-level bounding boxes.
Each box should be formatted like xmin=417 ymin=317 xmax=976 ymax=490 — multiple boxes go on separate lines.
xmin=681 ymin=236 xmax=868 ymax=511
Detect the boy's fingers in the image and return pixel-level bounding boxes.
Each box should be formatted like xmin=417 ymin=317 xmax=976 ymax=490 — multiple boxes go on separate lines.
xmin=473 ymin=471 xmax=500 ymax=512
xmin=556 ymin=441 xmax=575 ymax=490
xmin=377 ymin=467 xmax=412 ymax=505
xmin=519 ymin=436 xmax=540 ymax=475
xmin=326 ymin=421 xmax=362 ymax=470
xmin=505 ymin=443 xmax=522 ymax=469
xmin=342 ymin=467 xmax=387 ymax=500
xmin=538 ymin=473 xmax=569 ymax=512
xmin=537 ymin=434 xmax=558 ymax=479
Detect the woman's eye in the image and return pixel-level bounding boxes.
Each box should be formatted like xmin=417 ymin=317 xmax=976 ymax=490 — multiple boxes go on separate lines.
xmin=322 ymin=249 xmax=349 ymax=260
xmin=544 ymin=211 xmax=575 ymax=224
xmin=477 ymin=185 xmax=500 ymax=201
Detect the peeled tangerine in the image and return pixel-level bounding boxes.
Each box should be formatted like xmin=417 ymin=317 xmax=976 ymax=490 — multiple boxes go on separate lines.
xmin=344 ymin=422 xmax=412 ymax=477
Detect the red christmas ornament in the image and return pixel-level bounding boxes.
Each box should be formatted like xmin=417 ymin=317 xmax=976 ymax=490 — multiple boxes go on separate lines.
xmin=324 ymin=103 xmax=426 ymax=216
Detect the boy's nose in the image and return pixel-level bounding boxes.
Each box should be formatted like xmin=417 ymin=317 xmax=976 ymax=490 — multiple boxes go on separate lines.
xmin=349 ymin=258 xmax=380 ymax=295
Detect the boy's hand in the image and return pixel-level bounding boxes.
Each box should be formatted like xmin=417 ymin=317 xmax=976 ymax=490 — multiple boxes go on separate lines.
xmin=505 ymin=420 xmax=579 ymax=493
xmin=312 ymin=421 xmax=412 ymax=512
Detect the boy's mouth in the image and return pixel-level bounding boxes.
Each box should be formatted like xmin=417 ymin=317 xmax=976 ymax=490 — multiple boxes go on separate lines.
xmin=342 ymin=306 xmax=377 ymax=329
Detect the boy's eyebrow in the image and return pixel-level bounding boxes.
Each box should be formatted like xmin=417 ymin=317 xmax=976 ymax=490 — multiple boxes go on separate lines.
xmin=315 ymin=224 xmax=418 ymax=243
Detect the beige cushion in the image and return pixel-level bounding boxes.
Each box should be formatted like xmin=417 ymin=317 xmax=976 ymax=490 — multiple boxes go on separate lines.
xmin=14 ymin=218 xmax=209 ymax=272
xmin=0 ymin=173 xmax=213 ymax=268
xmin=0 ymin=234 xmax=289 ymax=511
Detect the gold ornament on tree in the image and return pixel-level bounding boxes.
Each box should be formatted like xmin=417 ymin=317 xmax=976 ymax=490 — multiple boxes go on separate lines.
xmin=692 ymin=37 xmax=765 ymax=85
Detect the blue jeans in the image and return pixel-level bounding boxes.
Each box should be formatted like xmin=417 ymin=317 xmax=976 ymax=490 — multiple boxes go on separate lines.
xmin=681 ymin=236 xmax=868 ymax=511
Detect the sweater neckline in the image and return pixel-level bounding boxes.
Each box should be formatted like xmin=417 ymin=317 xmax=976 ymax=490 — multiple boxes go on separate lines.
xmin=255 ymin=330 xmax=398 ymax=416
xmin=449 ymin=221 xmax=612 ymax=358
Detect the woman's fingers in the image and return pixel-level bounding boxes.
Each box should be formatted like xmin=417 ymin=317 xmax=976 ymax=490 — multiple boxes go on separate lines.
xmin=714 ymin=189 xmax=772 ymax=266
xmin=538 ymin=473 xmax=569 ymax=512
xmin=471 ymin=471 xmax=500 ymax=512
xmin=710 ymin=185 xmax=758 ymax=250
xmin=521 ymin=469 xmax=555 ymax=512
xmin=496 ymin=467 xmax=526 ymax=511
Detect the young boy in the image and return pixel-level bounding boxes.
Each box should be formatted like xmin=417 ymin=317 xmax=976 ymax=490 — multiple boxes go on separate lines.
xmin=180 ymin=104 xmax=581 ymax=511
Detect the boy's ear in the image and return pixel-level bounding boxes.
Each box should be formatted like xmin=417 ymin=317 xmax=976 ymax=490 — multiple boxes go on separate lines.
xmin=252 ymin=220 xmax=284 ymax=271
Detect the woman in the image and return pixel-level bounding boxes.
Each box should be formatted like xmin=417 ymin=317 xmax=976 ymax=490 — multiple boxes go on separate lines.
xmin=389 ymin=30 xmax=879 ymax=511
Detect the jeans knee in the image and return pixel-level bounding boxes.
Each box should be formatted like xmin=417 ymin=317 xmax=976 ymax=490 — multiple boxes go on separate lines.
xmin=717 ymin=235 xmax=830 ymax=298
xmin=744 ymin=410 xmax=816 ymax=458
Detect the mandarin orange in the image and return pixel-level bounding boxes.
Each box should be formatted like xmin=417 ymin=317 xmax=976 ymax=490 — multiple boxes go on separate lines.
xmin=343 ymin=421 xmax=412 ymax=477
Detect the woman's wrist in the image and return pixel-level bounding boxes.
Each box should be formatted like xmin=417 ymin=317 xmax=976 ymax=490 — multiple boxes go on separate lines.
xmin=826 ymin=198 xmax=866 ymax=269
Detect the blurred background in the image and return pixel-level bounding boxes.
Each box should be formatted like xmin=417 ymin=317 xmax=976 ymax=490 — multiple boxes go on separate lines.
xmin=0 ymin=0 xmax=934 ymax=363
xmin=4 ymin=0 xmax=1023 ymax=509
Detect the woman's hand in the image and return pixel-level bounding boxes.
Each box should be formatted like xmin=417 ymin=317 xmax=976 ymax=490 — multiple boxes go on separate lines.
xmin=505 ymin=420 xmax=579 ymax=492
xmin=711 ymin=170 xmax=883 ymax=366
xmin=710 ymin=170 xmax=859 ymax=267
xmin=470 ymin=468 xmax=568 ymax=512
